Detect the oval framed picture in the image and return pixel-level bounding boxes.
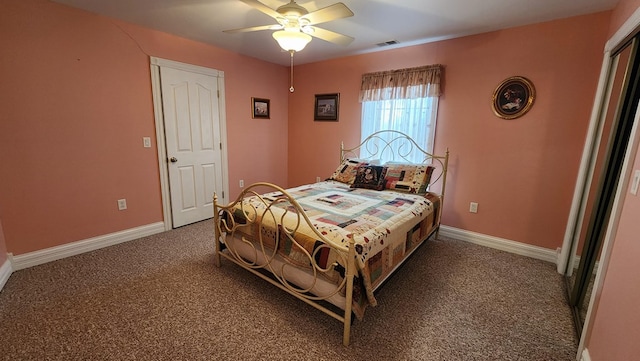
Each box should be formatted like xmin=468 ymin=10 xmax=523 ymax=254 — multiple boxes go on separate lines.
xmin=491 ymin=76 xmax=535 ymax=119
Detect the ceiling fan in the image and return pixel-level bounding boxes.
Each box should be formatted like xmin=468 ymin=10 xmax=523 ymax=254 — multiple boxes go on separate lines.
xmin=223 ymin=0 xmax=355 ymax=51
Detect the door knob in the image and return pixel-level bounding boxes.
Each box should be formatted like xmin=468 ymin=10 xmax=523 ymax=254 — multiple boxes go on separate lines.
xmin=170 ymin=157 xmax=178 ymax=163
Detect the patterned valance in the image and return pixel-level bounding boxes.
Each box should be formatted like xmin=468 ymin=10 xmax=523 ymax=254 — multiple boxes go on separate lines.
xmin=359 ymin=64 xmax=443 ymax=102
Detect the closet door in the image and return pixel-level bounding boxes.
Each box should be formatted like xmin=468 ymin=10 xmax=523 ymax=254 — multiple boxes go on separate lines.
xmin=567 ymin=37 xmax=640 ymax=333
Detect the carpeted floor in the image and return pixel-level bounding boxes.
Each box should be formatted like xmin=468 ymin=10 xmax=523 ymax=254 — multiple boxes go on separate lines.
xmin=0 ymin=221 xmax=577 ymax=360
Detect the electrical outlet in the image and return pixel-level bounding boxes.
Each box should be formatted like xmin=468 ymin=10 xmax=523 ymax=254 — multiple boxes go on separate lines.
xmin=239 ymin=179 xmax=244 ymax=188
xmin=143 ymin=137 xmax=151 ymax=148
xmin=117 ymin=199 xmax=127 ymax=211
xmin=316 ymin=176 xmax=321 ymax=182
xmin=469 ymin=202 xmax=478 ymax=213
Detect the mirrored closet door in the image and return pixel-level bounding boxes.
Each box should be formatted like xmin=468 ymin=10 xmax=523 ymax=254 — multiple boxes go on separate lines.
xmin=565 ymin=34 xmax=640 ymax=334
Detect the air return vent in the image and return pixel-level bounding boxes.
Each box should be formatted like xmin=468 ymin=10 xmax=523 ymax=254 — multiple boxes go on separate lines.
xmin=376 ymin=40 xmax=399 ymax=47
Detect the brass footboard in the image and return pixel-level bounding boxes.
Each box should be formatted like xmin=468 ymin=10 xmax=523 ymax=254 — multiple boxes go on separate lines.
xmin=213 ymin=182 xmax=357 ymax=346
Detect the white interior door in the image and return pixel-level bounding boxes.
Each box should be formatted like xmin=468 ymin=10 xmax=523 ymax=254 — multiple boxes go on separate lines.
xmin=160 ymin=66 xmax=224 ymax=227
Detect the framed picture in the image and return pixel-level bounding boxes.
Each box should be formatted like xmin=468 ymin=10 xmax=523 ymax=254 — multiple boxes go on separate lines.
xmin=491 ymin=76 xmax=535 ymax=120
xmin=314 ymin=93 xmax=339 ymax=121
xmin=252 ymin=97 xmax=270 ymax=119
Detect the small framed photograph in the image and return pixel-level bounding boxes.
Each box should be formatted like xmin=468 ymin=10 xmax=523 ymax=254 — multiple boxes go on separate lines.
xmin=252 ymin=97 xmax=270 ymax=119
xmin=314 ymin=93 xmax=339 ymax=121
xmin=491 ymin=76 xmax=535 ymax=120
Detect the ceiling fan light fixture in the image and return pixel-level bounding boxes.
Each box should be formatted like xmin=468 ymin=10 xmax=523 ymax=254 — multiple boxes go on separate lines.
xmin=272 ymin=30 xmax=312 ymax=52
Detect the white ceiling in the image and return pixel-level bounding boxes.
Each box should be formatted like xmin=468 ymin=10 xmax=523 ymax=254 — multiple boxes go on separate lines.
xmin=52 ymin=0 xmax=619 ymax=66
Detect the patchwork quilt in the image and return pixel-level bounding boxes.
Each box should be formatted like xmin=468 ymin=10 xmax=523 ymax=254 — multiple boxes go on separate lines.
xmin=226 ymin=181 xmax=440 ymax=318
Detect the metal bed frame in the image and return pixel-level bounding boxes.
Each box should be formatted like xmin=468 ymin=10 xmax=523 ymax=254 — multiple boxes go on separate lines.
xmin=213 ymin=130 xmax=449 ymax=346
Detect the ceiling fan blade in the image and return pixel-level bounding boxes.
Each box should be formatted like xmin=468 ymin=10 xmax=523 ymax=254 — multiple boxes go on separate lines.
xmin=307 ymin=26 xmax=354 ymax=46
xmin=302 ymin=3 xmax=354 ymax=25
xmin=223 ymin=24 xmax=283 ymax=34
xmin=239 ymin=0 xmax=282 ymax=20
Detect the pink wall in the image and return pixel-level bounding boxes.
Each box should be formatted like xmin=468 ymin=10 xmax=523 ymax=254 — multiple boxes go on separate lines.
xmin=288 ymin=12 xmax=610 ymax=250
xmin=0 ymin=0 xmax=288 ymax=255
xmin=584 ymin=1 xmax=640 ymax=360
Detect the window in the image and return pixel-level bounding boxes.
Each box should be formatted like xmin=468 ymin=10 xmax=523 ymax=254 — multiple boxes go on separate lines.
xmin=361 ymin=96 xmax=439 ymax=164
xmin=359 ymin=65 xmax=442 ymax=164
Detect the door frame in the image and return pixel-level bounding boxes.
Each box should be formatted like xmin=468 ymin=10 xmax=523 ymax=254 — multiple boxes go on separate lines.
xmin=150 ymin=57 xmax=230 ymax=230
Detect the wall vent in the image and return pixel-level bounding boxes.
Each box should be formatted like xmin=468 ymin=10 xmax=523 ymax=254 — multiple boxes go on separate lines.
xmin=376 ymin=40 xmax=399 ymax=47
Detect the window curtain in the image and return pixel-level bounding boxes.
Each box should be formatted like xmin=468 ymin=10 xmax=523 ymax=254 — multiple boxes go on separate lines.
xmin=358 ymin=64 xmax=442 ymax=102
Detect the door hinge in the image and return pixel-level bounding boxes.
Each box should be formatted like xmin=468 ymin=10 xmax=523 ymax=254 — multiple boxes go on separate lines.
xmin=219 ymin=142 xmax=222 ymax=150
xmin=222 ymin=191 xmax=225 ymax=199
xmin=217 ymin=90 xmax=220 ymax=98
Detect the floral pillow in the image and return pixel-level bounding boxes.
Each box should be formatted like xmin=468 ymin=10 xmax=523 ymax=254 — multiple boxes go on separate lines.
xmin=329 ymin=158 xmax=369 ymax=184
xmin=351 ymin=165 xmax=388 ymax=191
xmin=384 ymin=163 xmax=435 ymax=193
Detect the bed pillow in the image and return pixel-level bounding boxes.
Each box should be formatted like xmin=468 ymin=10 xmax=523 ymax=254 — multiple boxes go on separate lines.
xmin=357 ymin=158 xmax=381 ymax=165
xmin=329 ymin=158 xmax=369 ymax=184
xmin=351 ymin=165 xmax=388 ymax=191
xmin=384 ymin=163 xmax=435 ymax=193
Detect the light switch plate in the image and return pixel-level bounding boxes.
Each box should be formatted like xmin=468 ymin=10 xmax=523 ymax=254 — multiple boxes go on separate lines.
xmin=143 ymin=137 xmax=151 ymax=148
xmin=631 ymin=169 xmax=640 ymax=195
xmin=117 ymin=199 xmax=127 ymax=210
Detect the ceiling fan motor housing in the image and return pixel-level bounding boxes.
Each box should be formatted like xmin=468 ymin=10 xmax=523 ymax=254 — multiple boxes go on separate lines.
xmin=277 ymin=1 xmax=309 ymax=17
xmin=276 ymin=1 xmax=309 ymax=29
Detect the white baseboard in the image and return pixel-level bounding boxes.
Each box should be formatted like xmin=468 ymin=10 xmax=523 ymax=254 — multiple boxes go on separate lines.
xmin=10 ymin=222 xmax=165 ymax=271
xmin=439 ymin=225 xmax=558 ymax=264
xmin=2 ymin=223 xmax=556 ymax=289
xmin=0 ymin=258 xmax=12 ymax=292
xmin=581 ymin=348 xmax=591 ymax=361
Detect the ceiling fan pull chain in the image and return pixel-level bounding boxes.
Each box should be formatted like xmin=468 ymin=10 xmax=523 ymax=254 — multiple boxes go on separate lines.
xmin=290 ymin=50 xmax=295 ymax=93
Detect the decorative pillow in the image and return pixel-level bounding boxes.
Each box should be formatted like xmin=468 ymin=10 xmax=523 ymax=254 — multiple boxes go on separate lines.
xmin=384 ymin=163 xmax=435 ymax=193
xmin=329 ymin=158 xmax=369 ymax=184
xmin=351 ymin=165 xmax=388 ymax=191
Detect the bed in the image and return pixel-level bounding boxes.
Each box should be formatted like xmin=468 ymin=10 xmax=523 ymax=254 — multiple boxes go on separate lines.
xmin=212 ymin=130 xmax=449 ymax=346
